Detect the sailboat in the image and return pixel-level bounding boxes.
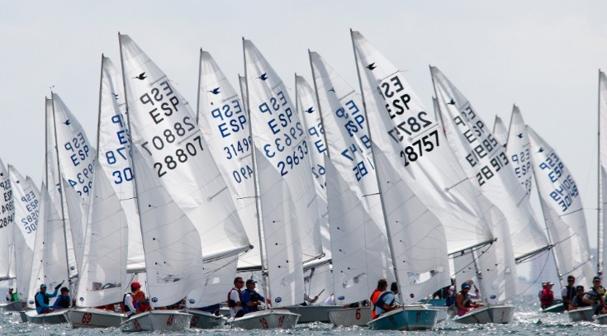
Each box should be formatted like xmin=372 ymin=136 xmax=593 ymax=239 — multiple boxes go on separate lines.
xmin=65 ymin=55 xmax=134 ymax=328
xmin=596 ymin=70 xmax=607 ymax=325
xmin=308 ymin=50 xmax=394 ymax=327
xmin=5 ymin=166 xmax=40 ymax=312
xmin=233 ymin=38 xmax=329 ymax=329
xmin=0 ymin=159 xmax=16 ymax=311
xmin=526 ymin=126 xmax=594 ymax=322
xmin=492 ymin=116 xmax=508 ymax=146
xmin=119 ymin=33 xmax=252 ymax=331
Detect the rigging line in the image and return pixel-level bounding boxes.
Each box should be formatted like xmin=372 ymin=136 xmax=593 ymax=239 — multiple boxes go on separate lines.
xmin=518 ymin=251 xmax=552 ymax=296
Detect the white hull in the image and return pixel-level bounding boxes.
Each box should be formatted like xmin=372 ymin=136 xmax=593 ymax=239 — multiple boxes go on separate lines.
xmin=567 ymin=306 xmax=594 ymax=322
xmin=453 ymin=305 xmax=514 ymax=324
xmin=328 ymin=306 xmax=371 ymax=326
xmin=121 ymin=310 xmax=192 ymax=332
xmin=432 ymin=306 xmax=449 ymax=323
xmin=186 ymin=309 xmax=226 ymax=329
xmin=66 ymin=307 xmax=126 ymax=328
xmin=230 ymin=309 xmax=300 ymax=329
xmin=595 ymin=313 xmax=607 ymax=324
xmin=0 ymin=301 xmax=25 ymax=312
xmin=285 ymin=305 xmax=334 ymax=323
xmin=25 ymin=309 xmax=68 ymax=324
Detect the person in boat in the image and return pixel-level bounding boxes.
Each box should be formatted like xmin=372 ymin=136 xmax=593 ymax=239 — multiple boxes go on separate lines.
xmin=390 ymin=282 xmax=401 ymax=305
xmin=582 ymin=276 xmax=607 ymax=314
xmin=561 ymin=275 xmax=576 ymax=310
xmin=455 ymin=282 xmax=481 ymax=316
xmin=464 ymin=279 xmax=480 ymax=300
xmin=34 ymin=281 xmax=63 ymax=314
xmin=571 ymin=285 xmax=591 ymax=309
xmin=303 ymin=293 xmax=319 ymax=306
xmin=5 ymin=288 xmax=18 ymax=302
xmin=122 ymin=281 xmax=150 ymax=317
xmin=371 ymin=281 xmax=399 ymax=319
xmin=538 ymin=281 xmax=555 ymax=309
xmin=227 ymin=276 xmax=245 ymax=318
xmin=52 ymin=287 xmax=71 ymax=309
xmin=241 ymin=279 xmax=269 ymax=314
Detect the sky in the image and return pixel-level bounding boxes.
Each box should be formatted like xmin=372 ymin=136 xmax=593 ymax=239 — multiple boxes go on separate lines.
xmin=1 ymin=0 xmax=607 ymax=247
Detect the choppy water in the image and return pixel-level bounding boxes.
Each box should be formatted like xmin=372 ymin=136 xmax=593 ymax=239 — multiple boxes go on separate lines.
xmin=2 ymin=302 xmax=607 ymax=336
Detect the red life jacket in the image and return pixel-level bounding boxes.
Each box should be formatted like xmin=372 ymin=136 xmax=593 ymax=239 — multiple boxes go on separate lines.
xmin=370 ymin=289 xmax=383 ymax=319
xmin=539 ymin=288 xmax=554 ymax=307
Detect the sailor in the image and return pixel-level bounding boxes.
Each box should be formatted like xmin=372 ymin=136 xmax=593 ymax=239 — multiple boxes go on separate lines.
xmin=582 ymin=276 xmax=607 ymax=314
xmin=5 ymin=288 xmax=18 ymax=302
xmin=561 ymin=275 xmax=576 ymax=310
xmin=390 ymin=282 xmax=400 ymax=305
xmin=571 ymin=285 xmax=590 ymax=309
xmin=371 ymin=281 xmax=398 ymax=319
xmin=34 ymin=281 xmax=63 ymax=314
xmin=538 ymin=281 xmax=555 ymax=309
xmin=227 ymin=277 xmax=245 ymax=318
xmin=52 ymin=287 xmax=71 ymax=309
xmin=370 ymin=279 xmax=388 ymax=319
xmin=455 ymin=282 xmax=481 ymax=316
xmin=241 ymin=279 xmax=269 ymax=314
xmin=122 ymin=281 xmax=149 ymax=316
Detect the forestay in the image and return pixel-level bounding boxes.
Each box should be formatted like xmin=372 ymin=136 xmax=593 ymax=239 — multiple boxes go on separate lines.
xmin=309 ymin=51 xmax=393 ymax=304
xmin=119 ymin=34 xmax=249 ymax=307
xmin=9 ymin=166 xmax=39 ymax=300
xmin=528 ymin=127 xmax=594 ymax=285
xmin=353 ymin=32 xmax=466 ymax=302
xmin=196 ymin=50 xmax=259 ymax=269
xmin=75 ymin=56 xmax=133 ymax=308
xmin=244 ymin=39 xmax=323 ymax=306
xmin=0 ymin=159 xmax=14 ymax=281
xmin=27 ymin=184 xmax=69 ymax=309
xmin=431 ymin=66 xmax=548 ymax=262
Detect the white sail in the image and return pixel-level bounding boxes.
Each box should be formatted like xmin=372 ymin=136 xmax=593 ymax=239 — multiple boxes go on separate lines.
xmin=431 ymin=66 xmax=549 ymax=262
xmin=27 ymin=184 xmax=69 ymax=308
xmin=119 ymin=34 xmax=250 ymax=307
xmin=505 ymin=105 xmax=534 ymax=194
xmin=238 ymin=75 xmax=248 ymax=116
xmin=309 ymin=51 xmax=394 ymax=304
xmin=352 ymin=32 xmax=476 ymax=302
xmin=75 ymin=56 xmax=135 ymax=308
xmin=0 ymin=159 xmax=15 ymax=280
xmin=51 ymin=93 xmax=96 ymax=273
xmin=599 ymin=70 xmax=607 ymax=275
xmin=244 ymin=39 xmax=323 ymax=306
xmin=527 ymin=126 xmax=594 ymax=285
xmin=196 ymin=50 xmax=259 ymax=269
xmin=294 ymin=75 xmax=332 ymax=267
xmin=9 ymin=166 xmax=40 ymax=300
xmin=492 ymin=116 xmax=508 ymax=146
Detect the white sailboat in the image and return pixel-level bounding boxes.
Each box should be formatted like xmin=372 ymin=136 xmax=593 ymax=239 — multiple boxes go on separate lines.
xmin=526 ymin=126 xmax=594 ymax=322
xmin=596 ymin=70 xmax=607 ymax=324
xmin=309 ymin=50 xmax=394 ymax=327
xmin=6 ymin=166 xmax=39 ymax=312
xmin=119 ymin=33 xmax=251 ymax=331
xmin=66 ymin=55 xmax=134 ymax=328
xmin=0 ymin=159 xmax=16 ymax=311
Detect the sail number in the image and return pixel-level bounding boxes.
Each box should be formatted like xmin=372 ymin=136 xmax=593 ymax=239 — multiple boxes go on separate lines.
xmin=399 ymin=130 xmax=440 ymax=167
xmin=539 ymin=152 xmax=579 ymax=212
xmin=20 ymin=191 xmax=38 ymax=234
xmin=387 ymin=111 xmax=433 ymax=143
xmin=277 ymin=140 xmax=309 ymax=176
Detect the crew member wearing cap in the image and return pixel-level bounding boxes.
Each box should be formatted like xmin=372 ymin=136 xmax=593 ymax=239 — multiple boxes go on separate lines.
xmin=122 ymin=281 xmax=150 ymax=316
xmin=52 ymin=287 xmax=71 ymax=309
xmin=561 ymin=275 xmax=576 ymax=310
xmin=241 ymin=279 xmax=269 ymax=315
xmin=34 ymin=281 xmax=64 ymax=314
xmin=582 ymin=276 xmax=607 ymax=314
xmin=455 ymin=282 xmax=481 ymax=316
xmin=5 ymin=288 xmax=18 ymax=302
xmin=538 ymin=281 xmax=555 ymax=309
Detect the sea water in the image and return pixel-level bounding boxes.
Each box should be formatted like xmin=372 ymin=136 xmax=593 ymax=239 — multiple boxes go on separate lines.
xmin=2 ymin=300 xmax=607 ymax=336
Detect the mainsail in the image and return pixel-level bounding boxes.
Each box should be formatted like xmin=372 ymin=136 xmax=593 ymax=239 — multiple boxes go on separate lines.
xmin=527 ymin=126 xmax=594 ymax=285
xmin=119 ymin=34 xmax=250 ymax=307
xmin=8 ymin=166 xmax=40 ymax=300
xmin=505 ymin=105 xmax=534 ymax=194
xmin=492 ymin=115 xmax=508 ymax=146
xmin=196 ymin=49 xmax=259 ymax=269
xmin=0 ymin=159 xmax=15 ymax=281
xmin=309 ymin=51 xmax=393 ymax=304
xmin=243 ymin=39 xmax=323 ymax=306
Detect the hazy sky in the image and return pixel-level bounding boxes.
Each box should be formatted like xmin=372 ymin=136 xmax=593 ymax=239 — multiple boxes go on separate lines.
xmin=1 ymin=0 xmax=606 ymax=246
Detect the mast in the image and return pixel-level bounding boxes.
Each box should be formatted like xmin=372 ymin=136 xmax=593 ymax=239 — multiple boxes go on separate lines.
xmin=349 ymin=28 xmax=404 ymax=304
xmin=95 ymin=55 xmax=104 ymax=159
xmin=44 ymin=98 xmax=49 ymax=186
xmin=117 ymin=32 xmax=149 ymax=287
xmin=241 ymin=37 xmax=271 ymax=302
xmin=598 ymin=69 xmax=603 ymax=276
xmin=195 ymin=48 xmax=203 ymax=125
xmin=50 ymin=92 xmax=74 ymax=287
xmin=306 ymin=50 xmax=331 ymax=157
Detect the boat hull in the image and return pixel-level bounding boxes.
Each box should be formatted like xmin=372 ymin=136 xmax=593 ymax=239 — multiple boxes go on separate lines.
xmin=432 ymin=306 xmax=449 ymax=323
xmin=567 ymin=306 xmax=594 ymax=322
xmin=121 ymin=310 xmax=192 ymax=332
xmin=186 ymin=309 xmax=226 ymax=329
xmin=25 ymin=309 xmax=68 ymax=324
xmin=328 ymin=306 xmax=371 ymax=326
xmin=229 ymin=309 xmax=299 ymax=329
xmin=0 ymin=301 xmax=26 ymax=312
xmin=595 ymin=313 xmax=607 ymax=324
xmin=453 ymin=305 xmax=514 ymax=324
xmin=284 ymin=305 xmax=334 ymax=323
xmin=542 ymin=302 xmax=565 ymax=313
xmin=66 ymin=308 xmax=126 ymax=328
xmin=367 ymin=306 xmax=438 ymax=331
